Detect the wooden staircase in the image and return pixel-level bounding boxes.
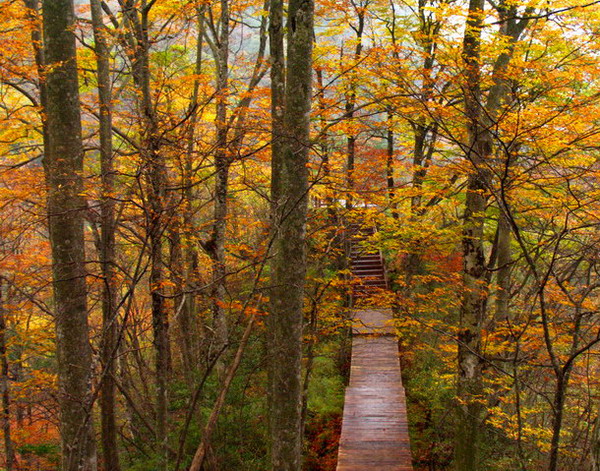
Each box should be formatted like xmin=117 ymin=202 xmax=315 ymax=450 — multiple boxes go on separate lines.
xmin=348 ymin=224 xmax=388 ymax=300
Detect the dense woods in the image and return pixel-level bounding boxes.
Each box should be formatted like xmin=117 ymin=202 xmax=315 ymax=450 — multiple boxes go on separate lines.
xmin=1 ymin=0 xmax=600 ymax=469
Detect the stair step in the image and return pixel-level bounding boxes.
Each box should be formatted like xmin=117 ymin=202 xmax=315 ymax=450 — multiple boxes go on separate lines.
xmin=351 ymin=253 xmax=381 ymax=259
xmin=359 ymin=280 xmax=387 ymax=286
xmin=352 ymin=261 xmax=382 ymax=266
xmin=352 ymin=258 xmax=383 ymax=264
xmin=353 ymin=288 xmax=388 ymax=297
xmin=353 ymin=267 xmax=383 ymax=273
xmin=354 ymin=271 xmax=385 ymax=278
xmin=345 ymin=224 xmax=389 ymax=302
xmin=353 ymin=268 xmax=383 ymax=273
xmin=354 ymin=267 xmax=383 ymax=272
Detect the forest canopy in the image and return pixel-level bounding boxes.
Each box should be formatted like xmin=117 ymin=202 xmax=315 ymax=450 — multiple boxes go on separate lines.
xmin=1 ymin=0 xmax=600 ymax=470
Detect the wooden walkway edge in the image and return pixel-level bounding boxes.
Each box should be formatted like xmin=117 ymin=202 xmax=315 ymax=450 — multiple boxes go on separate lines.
xmin=336 ymin=308 xmax=413 ymax=471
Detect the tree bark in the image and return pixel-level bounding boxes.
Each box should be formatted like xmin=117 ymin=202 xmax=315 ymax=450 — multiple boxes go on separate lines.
xmin=495 ymin=212 xmax=511 ymax=322
xmin=343 ymin=6 xmax=364 ymax=210
xmin=268 ymin=0 xmax=314 ymax=466
xmin=549 ymin=374 xmax=568 ymax=471
xmin=179 ymin=4 xmax=206 ymax=380
xmin=0 ymin=279 xmax=14 ymax=471
xmin=455 ymin=1 xmax=487 ymax=469
xmin=147 ymin=130 xmax=170 ymax=471
xmin=209 ymin=0 xmax=231 ymax=364
xmin=386 ymin=111 xmax=397 ymax=219
xmin=120 ymin=4 xmax=172 ymax=465
xmin=42 ymin=1 xmax=97 ymax=469
xmin=169 ymin=223 xmax=196 ymax=377
xmin=456 ymin=2 xmax=532 ymax=468
xmin=24 ymin=0 xmax=49 ymax=147
xmin=90 ymin=2 xmax=121 ymax=469
xmin=592 ymin=414 xmax=600 ymax=471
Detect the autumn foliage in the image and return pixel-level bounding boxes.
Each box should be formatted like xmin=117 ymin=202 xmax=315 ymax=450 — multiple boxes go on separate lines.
xmin=1 ymin=0 xmax=600 ymax=470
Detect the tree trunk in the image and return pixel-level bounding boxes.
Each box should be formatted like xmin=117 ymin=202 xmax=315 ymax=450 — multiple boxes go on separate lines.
xmin=343 ymin=9 xmax=364 ymax=210
xmin=455 ymin=4 xmax=532 ymax=468
xmin=495 ymin=212 xmax=511 ymax=322
xmin=386 ymin=111 xmax=397 ymax=219
xmin=269 ymin=0 xmax=285 ymax=208
xmin=14 ymin=348 xmax=23 ymax=430
xmin=268 ymin=0 xmax=314 ymax=466
xmin=0 ymin=279 xmax=14 ymax=471
xmin=402 ymin=2 xmax=440 ymax=291
xmin=42 ymin=1 xmax=97 ymax=469
xmin=591 ymin=414 xmax=600 ymax=471
xmin=179 ymin=4 xmax=206 ymax=380
xmin=316 ymin=68 xmax=334 ymax=213
xmin=188 ymin=315 xmax=256 ymax=471
xmin=24 ymin=0 xmax=49 ymax=147
xmin=121 ymin=4 xmax=172 ymax=465
xmin=346 ymin=134 xmax=356 ymax=210
xmin=147 ymin=147 xmax=170 ymax=471
xmin=90 ymin=2 xmax=121 ymax=470
xmin=456 ymin=1 xmax=487 ymax=469
xmin=549 ymin=374 xmax=567 ymax=471
xmin=210 ymin=0 xmax=231 ymax=362
xmin=169 ymin=224 xmax=195 ymax=377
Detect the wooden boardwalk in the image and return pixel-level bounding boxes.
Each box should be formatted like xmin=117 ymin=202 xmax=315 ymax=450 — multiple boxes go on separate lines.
xmin=336 ymin=308 xmax=413 ymax=470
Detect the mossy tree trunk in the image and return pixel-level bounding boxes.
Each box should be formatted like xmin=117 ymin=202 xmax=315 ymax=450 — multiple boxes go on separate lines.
xmin=268 ymin=0 xmax=315 ymax=466
xmin=42 ymin=1 xmax=97 ymax=468
xmin=0 ymin=278 xmax=14 ymax=471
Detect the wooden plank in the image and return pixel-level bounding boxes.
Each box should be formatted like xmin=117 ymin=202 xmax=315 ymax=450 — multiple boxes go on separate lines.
xmin=336 ymin=309 xmax=414 ymax=471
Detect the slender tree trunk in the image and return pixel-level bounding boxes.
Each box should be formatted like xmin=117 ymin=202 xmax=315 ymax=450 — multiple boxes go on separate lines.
xmin=0 ymin=279 xmax=14 ymax=471
xmin=210 ymin=0 xmax=231 ymax=361
xmin=386 ymin=111 xmax=397 ymax=219
xmin=121 ymin=5 xmax=172 ymax=465
xmin=410 ymin=124 xmax=428 ymax=213
xmin=14 ymin=350 xmax=23 ymax=429
xmin=548 ymin=309 xmax=581 ymax=471
xmin=592 ymin=414 xmax=600 ymax=471
xmin=188 ymin=315 xmax=256 ymax=471
xmin=268 ymin=0 xmax=314 ymax=466
xmin=179 ymin=4 xmax=206 ymax=379
xmin=402 ymin=2 xmax=440 ymax=291
xmin=90 ymin=2 xmax=121 ymax=470
xmin=24 ymin=0 xmax=49 ymax=147
xmin=346 ymin=134 xmax=356 ymax=210
xmin=343 ymin=8 xmax=364 ymax=211
xmin=316 ymin=68 xmax=333 ymax=211
xmin=456 ymin=1 xmax=487 ymax=469
xmin=403 ymin=123 xmax=436 ymax=290
xmin=169 ymin=224 xmax=195 ymax=376
xmin=495 ymin=212 xmax=511 ymax=322
xmin=42 ymin=1 xmax=97 ymax=469
xmin=147 ymin=145 xmax=170 ymax=471
xmin=403 ymin=129 xmax=426 ymax=291
xmin=549 ymin=374 xmax=568 ymax=471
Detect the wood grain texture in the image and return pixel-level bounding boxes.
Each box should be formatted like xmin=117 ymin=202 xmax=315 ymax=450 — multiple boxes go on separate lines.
xmin=336 ymin=309 xmax=413 ymax=471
